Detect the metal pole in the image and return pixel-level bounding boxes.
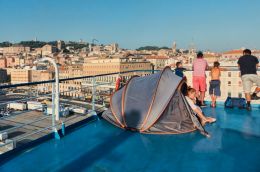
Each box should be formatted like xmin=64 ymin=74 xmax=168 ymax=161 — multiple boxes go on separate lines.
xmin=52 ymin=82 xmax=55 ymax=131
xmin=34 ymin=57 xmax=60 ymax=121
xmin=92 ymin=77 xmax=96 ymax=112
xmin=54 ymin=62 xmax=60 ymax=121
xmin=34 ymin=57 xmax=61 ymax=139
xmin=89 ymin=76 xmax=97 ymax=117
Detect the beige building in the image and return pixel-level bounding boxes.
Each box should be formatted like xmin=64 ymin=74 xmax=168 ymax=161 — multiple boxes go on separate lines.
xmin=3 ymin=46 xmax=30 ymax=55
xmin=104 ymin=43 xmax=119 ymax=53
xmin=14 ymin=57 xmax=22 ymax=67
xmin=59 ymin=65 xmax=84 ymax=97
xmin=31 ymin=70 xmax=53 ymax=82
xmin=41 ymin=44 xmax=56 ymax=56
xmin=6 ymin=57 xmax=15 ymax=67
xmin=83 ymin=57 xmax=152 ymax=77
xmin=203 ymin=53 xmax=221 ymax=64
xmin=145 ymin=55 xmax=169 ymax=70
xmin=11 ymin=69 xmax=31 ymax=84
xmin=157 ymin=49 xmax=170 ymax=56
xmin=10 ymin=69 xmax=53 ymax=84
xmin=32 ymin=70 xmax=54 ymax=93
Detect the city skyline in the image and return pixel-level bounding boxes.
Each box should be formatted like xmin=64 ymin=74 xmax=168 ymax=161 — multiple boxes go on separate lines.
xmin=0 ymin=0 xmax=260 ymax=51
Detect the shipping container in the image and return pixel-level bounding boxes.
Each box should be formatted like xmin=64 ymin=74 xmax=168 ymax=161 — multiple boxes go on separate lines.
xmin=7 ymin=103 xmax=27 ymax=111
xmin=27 ymin=101 xmax=43 ymax=111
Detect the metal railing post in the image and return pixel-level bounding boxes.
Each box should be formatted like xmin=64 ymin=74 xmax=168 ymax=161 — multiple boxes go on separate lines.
xmin=34 ymin=57 xmax=61 ymax=139
xmin=51 ymin=83 xmax=56 ymax=131
xmin=34 ymin=57 xmax=60 ymax=121
xmin=54 ymin=62 xmax=60 ymax=122
xmin=91 ymin=76 xmax=97 ymax=116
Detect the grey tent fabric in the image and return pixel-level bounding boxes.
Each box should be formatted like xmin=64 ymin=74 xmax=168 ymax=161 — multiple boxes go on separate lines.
xmin=102 ymin=67 xmax=208 ymax=136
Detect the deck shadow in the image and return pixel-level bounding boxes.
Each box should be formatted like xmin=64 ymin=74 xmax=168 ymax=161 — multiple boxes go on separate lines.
xmin=58 ymin=130 xmax=133 ymax=171
xmin=0 ymin=124 xmax=14 ymax=131
xmin=8 ymin=131 xmax=26 ymax=138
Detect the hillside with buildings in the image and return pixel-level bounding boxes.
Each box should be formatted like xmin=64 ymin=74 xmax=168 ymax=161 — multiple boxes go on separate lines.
xmin=0 ymin=40 xmax=260 ymax=102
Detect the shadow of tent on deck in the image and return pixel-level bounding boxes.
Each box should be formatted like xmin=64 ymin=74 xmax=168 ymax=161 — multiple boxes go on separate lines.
xmin=58 ymin=129 xmax=133 ymax=171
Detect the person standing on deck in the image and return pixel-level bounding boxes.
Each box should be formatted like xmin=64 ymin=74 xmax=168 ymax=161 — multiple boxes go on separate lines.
xmin=238 ymin=49 xmax=260 ymax=111
xmin=209 ymin=61 xmax=222 ymax=107
xmin=192 ymin=51 xmax=209 ymax=106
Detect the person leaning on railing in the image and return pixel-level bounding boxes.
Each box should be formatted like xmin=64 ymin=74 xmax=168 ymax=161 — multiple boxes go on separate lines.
xmin=192 ymin=51 xmax=209 ymax=107
xmin=237 ymin=49 xmax=260 ymax=111
xmin=175 ymin=61 xmax=186 ymax=78
xmin=209 ymin=61 xmax=225 ymax=108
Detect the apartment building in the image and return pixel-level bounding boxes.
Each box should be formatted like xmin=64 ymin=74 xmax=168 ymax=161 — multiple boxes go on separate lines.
xmin=41 ymin=44 xmax=57 ymax=56
xmin=11 ymin=69 xmax=31 ymax=84
xmin=10 ymin=68 xmax=53 ymax=84
xmin=2 ymin=46 xmax=30 ymax=55
xmin=59 ymin=64 xmax=84 ymax=98
xmin=145 ymin=55 xmax=169 ymax=70
xmin=6 ymin=57 xmax=15 ymax=67
xmin=83 ymin=57 xmax=152 ymax=81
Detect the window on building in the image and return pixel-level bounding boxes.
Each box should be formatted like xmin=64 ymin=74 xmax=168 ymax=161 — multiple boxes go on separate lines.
xmin=228 ymin=81 xmax=231 ymax=86
xmin=228 ymin=72 xmax=231 ymax=77
xmin=228 ymin=92 xmax=231 ymax=97
xmin=238 ymin=81 xmax=242 ymax=87
xmin=238 ymin=93 xmax=242 ymax=98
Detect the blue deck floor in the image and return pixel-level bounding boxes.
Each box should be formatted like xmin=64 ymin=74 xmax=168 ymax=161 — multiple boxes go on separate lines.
xmin=0 ymin=105 xmax=260 ymax=172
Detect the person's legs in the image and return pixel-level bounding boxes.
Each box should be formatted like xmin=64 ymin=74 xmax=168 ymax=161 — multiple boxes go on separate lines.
xmin=193 ymin=76 xmax=201 ymax=101
xmin=200 ymin=91 xmax=205 ymax=104
xmin=241 ymin=75 xmax=253 ymax=110
xmin=251 ymin=75 xmax=260 ymax=99
xmin=209 ymin=80 xmax=216 ymax=107
xmin=193 ymin=107 xmax=216 ymax=125
xmin=211 ymin=95 xmax=216 ymax=107
xmin=209 ymin=81 xmax=214 ymax=105
xmin=199 ymin=77 xmax=207 ymax=105
xmin=210 ymin=94 xmax=214 ymax=105
xmin=214 ymin=80 xmax=221 ymax=107
xmin=245 ymin=93 xmax=251 ymax=101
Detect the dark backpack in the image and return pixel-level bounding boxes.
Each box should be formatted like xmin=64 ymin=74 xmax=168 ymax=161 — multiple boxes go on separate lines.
xmin=224 ymin=97 xmax=247 ymax=109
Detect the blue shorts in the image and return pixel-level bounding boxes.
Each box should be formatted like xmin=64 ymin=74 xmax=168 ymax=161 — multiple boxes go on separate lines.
xmin=209 ymin=80 xmax=221 ymax=96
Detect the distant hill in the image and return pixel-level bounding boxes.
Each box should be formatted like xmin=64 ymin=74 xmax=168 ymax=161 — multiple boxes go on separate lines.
xmin=19 ymin=41 xmax=55 ymax=48
xmin=0 ymin=42 xmax=12 ymax=47
xmin=0 ymin=41 xmax=55 ymax=48
xmin=136 ymin=46 xmax=171 ymax=51
xmin=0 ymin=41 xmax=89 ymax=49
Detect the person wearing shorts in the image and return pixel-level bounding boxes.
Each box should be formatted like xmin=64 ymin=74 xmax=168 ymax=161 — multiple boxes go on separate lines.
xmin=209 ymin=61 xmax=222 ymax=107
xmin=238 ymin=49 xmax=260 ymax=111
xmin=192 ymin=51 xmax=208 ymax=106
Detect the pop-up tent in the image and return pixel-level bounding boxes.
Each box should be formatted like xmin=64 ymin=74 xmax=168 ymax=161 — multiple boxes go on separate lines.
xmin=102 ymin=67 xmax=207 ymax=136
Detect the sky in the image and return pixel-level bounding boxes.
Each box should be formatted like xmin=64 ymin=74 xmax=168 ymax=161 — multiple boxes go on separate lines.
xmin=0 ymin=0 xmax=260 ymax=52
